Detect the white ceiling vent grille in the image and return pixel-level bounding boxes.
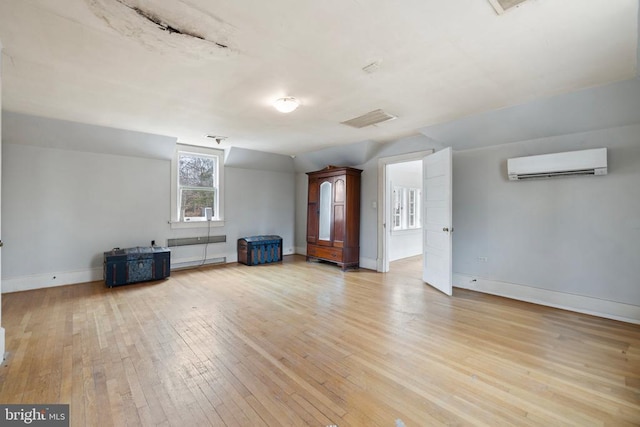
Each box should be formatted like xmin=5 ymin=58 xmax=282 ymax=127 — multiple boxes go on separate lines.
xmin=340 ymin=109 xmax=397 ymax=128
xmin=488 ymin=0 xmax=529 ymax=14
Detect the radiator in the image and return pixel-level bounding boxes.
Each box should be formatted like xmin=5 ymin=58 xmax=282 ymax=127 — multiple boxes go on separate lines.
xmin=167 ymin=235 xmax=226 ymax=247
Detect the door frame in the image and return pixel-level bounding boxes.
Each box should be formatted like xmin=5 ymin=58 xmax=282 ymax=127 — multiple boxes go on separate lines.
xmin=0 ymin=40 xmax=5 ymax=359
xmin=377 ymin=149 xmax=434 ymax=272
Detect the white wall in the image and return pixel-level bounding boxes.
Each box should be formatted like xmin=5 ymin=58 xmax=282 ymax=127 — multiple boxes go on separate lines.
xmin=294 ymin=172 xmax=309 ymax=255
xmin=0 ymin=40 xmax=5 ymax=357
xmin=2 ymin=143 xmax=169 ymax=289
xmin=224 ymin=167 xmax=295 ymax=258
xmin=1 ymin=113 xmax=295 ymax=292
xmin=452 ymin=124 xmax=640 ymax=321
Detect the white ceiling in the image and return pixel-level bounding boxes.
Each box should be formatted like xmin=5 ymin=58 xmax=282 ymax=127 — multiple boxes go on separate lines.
xmin=0 ymin=0 xmax=637 ymax=156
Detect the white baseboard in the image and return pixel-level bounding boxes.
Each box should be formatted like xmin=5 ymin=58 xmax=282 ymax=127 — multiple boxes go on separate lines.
xmin=453 ymin=273 xmax=640 ymax=324
xmin=171 ymin=256 xmax=227 ymax=270
xmin=295 ymin=246 xmax=307 ymax=256
xmin=359 ymin=257 xmax=377 ymax=270
xmin=2 ymin=268 xmax=103 ymax=293
xmin=1 ymin=253 xmax=242 ymax=293
xmin=0 ymin=327 xmax=5 ymax=360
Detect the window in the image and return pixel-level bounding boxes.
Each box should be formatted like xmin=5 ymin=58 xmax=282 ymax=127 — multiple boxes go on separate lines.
xmin=171 ymin=144 xmax=224 ymax=228
xmin=392 ymin=186 xmax=421 ymax=231
xmin=392 ymin=187 xmax=404 ymax=231
xmin=407 ymin=188 xmax=421 ymax=228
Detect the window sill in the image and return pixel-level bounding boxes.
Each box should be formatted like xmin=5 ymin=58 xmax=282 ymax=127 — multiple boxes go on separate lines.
xmin=391 ymin=227 xmax=422 ymax=236
xmin=170 ymin=220 xmax=225 ymax=230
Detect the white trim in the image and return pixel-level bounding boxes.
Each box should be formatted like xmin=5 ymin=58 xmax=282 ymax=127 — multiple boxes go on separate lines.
xmin=1 ymin=253 xmax=237 ymax=293
xmin=377 ymin=150 xmax=434 ymax=272
xmin=282 ymin=247 xmax=294 ymax=256
xmin=1 ymin=40 xmax=4 ymax=359
xmin=453 ymin=273 xmax=640 ymax=324
xmin=171 ymin=144 xmax=225 ymax=227
xmin=169 ymin=220 xmax=225 ymax=230
xmin=2 ymin=268 xmax=103 ymax=293
xmin=171 ymin=256 xmax=227 ymax=270
xmin=359 ymin=257 xmax=377 ymax=270
xmin=0 ymin=327 xmax=5 ymax=361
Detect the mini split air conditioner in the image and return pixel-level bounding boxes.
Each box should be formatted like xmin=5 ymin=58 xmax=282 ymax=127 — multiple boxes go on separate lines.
xmin=507 ymin=148 xmax=607 ymax=181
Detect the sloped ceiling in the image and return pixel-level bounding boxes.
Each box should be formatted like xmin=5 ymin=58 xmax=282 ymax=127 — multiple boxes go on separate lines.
xmin=420 ymin=76 xmax=640 ymax=150
xmin=0 ymin=0 xmax=637 ymax=155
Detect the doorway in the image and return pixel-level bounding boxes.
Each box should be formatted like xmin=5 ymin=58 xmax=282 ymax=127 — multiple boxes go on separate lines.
xmin=387 ymin=160 xmax=423 ymax=274
xmin=377 ymin=150 xmax=433 ymax=273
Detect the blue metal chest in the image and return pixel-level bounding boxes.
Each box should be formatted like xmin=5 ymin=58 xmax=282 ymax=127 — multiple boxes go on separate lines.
xmin=237 ymin=235 xmax=283 ymax=266
xmin=104 ymin=246 xmax=171 ymax=287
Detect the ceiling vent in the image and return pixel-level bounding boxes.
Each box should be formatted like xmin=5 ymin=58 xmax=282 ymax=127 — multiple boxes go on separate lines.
xmin=340 ymin=109 xmax=397 ymax=128
xmin=488 ymin=0 xmax=529 ymax=14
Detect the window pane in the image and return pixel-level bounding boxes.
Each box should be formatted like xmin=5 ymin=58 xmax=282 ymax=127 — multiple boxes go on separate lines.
xmin=319 ymin=181 xmax=332 ymax=241
xmin=392 ymin=188 xmax=402 ymax=230
xmin=180 ymin=189 xmax=215 ymax=218
xmin=408 ymin=189 xmax=416 ymax=227
xmin=179 ymin=154 xmax=215 ymax=188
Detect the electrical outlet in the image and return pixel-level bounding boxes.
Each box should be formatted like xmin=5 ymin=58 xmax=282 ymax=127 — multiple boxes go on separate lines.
xmin=477 ymin=256 xmax=488 ymax=262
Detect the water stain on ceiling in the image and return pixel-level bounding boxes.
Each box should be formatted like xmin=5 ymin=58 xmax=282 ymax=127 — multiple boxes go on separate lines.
xmin=85 ymin=0 xmax=236 ymax=59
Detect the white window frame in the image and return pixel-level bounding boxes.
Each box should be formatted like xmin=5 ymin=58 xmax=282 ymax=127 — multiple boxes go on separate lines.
xmin=170 ymin=144 xmax=225 ymax=229
xmin=407 ymin=188 xmax=421 ymax=229
xmin=392 ymin=187 xmax=405 ymax=231
xmin=392 ymin=186 xmax=422 ymax=232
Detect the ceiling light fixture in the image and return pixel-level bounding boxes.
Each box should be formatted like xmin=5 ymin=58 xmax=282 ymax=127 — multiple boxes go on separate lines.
xmin=273 ymin=97 xmax=300 ymax=113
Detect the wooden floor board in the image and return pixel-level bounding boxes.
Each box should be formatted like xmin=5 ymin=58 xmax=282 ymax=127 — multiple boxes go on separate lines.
xmin=1 ymin=254 xmax=639 ymax=426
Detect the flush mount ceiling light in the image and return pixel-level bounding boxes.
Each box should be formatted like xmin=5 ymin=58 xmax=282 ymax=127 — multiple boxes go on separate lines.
xmin=273 ymin=97 xmax=300 ymax=113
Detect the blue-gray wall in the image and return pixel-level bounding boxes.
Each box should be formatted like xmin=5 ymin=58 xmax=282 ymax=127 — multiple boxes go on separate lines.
xmin=452 ymin=124 xmax=640 ymax=305
xmin=1 ymin=112 xmax=295 ymax=292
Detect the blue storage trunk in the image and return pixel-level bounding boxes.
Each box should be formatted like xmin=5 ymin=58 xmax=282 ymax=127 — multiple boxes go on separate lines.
xmin=104 ymin=246 xmax=170 ymax=287
xmin=238 ymin=235 xmax=283 ymax=266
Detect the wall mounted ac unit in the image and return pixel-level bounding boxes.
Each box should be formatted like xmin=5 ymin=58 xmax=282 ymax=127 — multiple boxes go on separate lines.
xmin=507 ymin=148 xmax=607 ymax=181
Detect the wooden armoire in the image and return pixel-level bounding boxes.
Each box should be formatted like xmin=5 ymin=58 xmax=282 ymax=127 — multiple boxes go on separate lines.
xmin=306 ymin=166 xmax=362 ymax=270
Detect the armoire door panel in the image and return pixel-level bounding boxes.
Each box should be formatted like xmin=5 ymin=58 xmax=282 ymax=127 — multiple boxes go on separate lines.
xmin=307 ymin=202 xmax=318 ymax=243
xmin=333 ymin=205 xmax=345 ymax=247
xmin=334 ymin=178 xmax=346 ymax=203
xmin=306 ymin=178 xmax=319 ymax=243
xmin=308 ymin=178 xmax=319 ymax=203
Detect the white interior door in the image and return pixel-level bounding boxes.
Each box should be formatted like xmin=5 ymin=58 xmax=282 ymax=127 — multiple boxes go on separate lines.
xmin=0 ymin=40 xmax=5 ymax=358
xmin=422 ymin=147 xmax=453 ymax=295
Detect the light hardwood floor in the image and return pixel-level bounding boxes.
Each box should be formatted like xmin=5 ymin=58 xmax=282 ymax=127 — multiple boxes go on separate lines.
xmin=1 ymin=255 xmax=639 ymax=426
